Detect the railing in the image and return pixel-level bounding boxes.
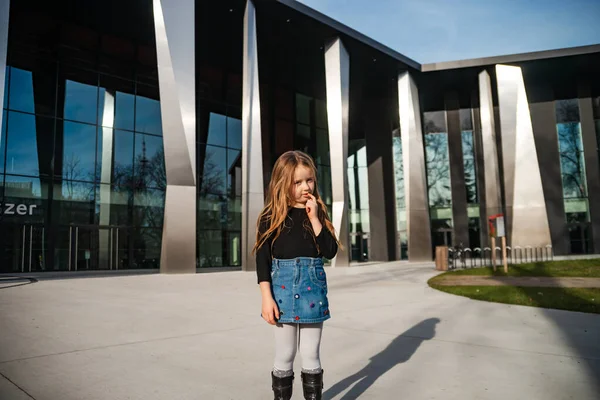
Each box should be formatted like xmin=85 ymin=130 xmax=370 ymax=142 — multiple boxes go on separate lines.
xmin=447 ymin=244 xmax=553 ymax=270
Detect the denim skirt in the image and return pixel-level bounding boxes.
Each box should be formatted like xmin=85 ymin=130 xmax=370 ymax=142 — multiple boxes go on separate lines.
xmin=270 ymin=257 xmax=330 ymax=324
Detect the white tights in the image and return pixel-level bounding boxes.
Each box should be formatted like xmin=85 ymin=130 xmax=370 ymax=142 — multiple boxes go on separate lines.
xmin=273 ymin=323 xmax=323 ymax=377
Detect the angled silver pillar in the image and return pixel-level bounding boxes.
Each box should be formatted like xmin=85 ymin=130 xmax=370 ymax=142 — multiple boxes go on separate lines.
xmin=478 ymin=70 xmax=503 ymax=239
xmin=153 ymin=0 xmax=197 ymax=273
xmin=398 ymin=72 xmax=432 ymax=261
xmin=496 ymin=64 xmax=551 ymax=247
xmin=325 ymin=38 xmax=350 ymax=267
xmin=241 ymin=0 xmax=264 ymax=272
xmin=0 ymin=0 xmax=9 ymax=134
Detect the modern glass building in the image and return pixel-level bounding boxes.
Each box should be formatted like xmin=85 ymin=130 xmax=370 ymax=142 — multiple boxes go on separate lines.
xmin=1 ymin=0 xmax=599 ymax=274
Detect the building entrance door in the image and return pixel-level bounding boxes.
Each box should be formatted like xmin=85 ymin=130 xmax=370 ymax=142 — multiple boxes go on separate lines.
xmin=61 ymin=225 xmax=128 ymax=271
xmin=350 ymin=232 xmax=369 ymax=262
xmin=0 ymin=223 xmax=46 ymax=273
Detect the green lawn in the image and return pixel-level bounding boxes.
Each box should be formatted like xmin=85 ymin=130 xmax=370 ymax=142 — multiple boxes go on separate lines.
xmin=431 ymin=259 xmax=600 ymax=283
xmin=428 ymin=259 xmax=600 ymax=314
xmin=430 ymin=285 xmax=600 ymax=314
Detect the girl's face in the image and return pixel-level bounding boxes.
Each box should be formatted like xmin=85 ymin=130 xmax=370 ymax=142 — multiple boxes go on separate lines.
xmin=291 ymin=165 xmax=315 ymax=208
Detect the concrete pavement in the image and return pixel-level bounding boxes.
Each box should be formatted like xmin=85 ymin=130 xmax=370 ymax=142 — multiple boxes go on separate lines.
xmin=0 ymin=262 xmax=599 ymax=399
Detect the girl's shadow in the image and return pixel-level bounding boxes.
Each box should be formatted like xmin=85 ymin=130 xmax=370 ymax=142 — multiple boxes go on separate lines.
xmin=324 ymin=318 xmax=441 ymax=400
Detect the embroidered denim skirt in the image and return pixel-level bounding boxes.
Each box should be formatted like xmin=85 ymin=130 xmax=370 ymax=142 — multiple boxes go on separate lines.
xmin=270 ymin=257 xmax=330 ymax=324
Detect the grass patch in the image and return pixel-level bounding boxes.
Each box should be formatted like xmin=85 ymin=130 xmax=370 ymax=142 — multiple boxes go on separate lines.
xmin=430 ymin=284 xmax=600 ymax=314
xmin=429 ymin=259 xmax=600 ymax=285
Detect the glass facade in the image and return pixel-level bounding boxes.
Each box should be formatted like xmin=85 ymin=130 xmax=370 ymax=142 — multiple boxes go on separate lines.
xmin=460 ymin=108 xmax=481 ymax=249
xmin=392 ymin=127 xmax=408 ymax=259
xmin=0 ymin=1 xmax=164 ymax=273
xmin=555 ymin=99 xmax=591 ymax=254
xmin=1 ymin=0 xmax=599 ymax=275
xmin=348 ymin=139 xmax=369 ymax=261
xmin=424 ymin=111 xmax=453 ymax=248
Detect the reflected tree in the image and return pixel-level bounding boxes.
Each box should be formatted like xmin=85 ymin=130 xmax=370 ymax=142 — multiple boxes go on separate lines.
xmin=461 ymin=131 xmax=477 ymax=203
xmin=557 ymin=123 xmax=587 ymax=198
xmin=425 ymin=133 xmax=451 ymax=207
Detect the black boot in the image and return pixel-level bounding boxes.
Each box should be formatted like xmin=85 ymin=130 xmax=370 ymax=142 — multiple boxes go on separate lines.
xmin=301 ymin=370 xmax=323 ymax=400
xmin=271 ymin=371 xmax=294 ymax=400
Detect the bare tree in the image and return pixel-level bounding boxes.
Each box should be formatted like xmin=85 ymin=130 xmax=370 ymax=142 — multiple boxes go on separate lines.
xmin=425 ymin=133 xmax=451 ymax=207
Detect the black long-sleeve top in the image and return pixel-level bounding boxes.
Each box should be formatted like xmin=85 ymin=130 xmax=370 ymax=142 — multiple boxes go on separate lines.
xmin=256 ymin=207 xmax=339 ymax=284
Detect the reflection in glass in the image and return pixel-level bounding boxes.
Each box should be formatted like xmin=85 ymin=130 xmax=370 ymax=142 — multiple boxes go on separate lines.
xmin=53 ymin=181 xmax=95 ymax=224
xmin=315 ymin=99 xmax=327 ymax=129
xmin=556 ymin=99 xmax=580 ymax=123
xmin=564 ymin=198 xmax=589 ymax=223
xmin=107 ymin=130 xmax=134 ymax=186
xmin=133 ymin=228 xmax=162 ymax=269
xmin=207 ymin=112 xmax=227 ymax=147
xmin=62 ymin=121 xmax=97 ymax=181
xmin=423 ymin=111 xmax=447 ymax=134
xmin=0 ymin=109 xmax=6 ymax=173
xmin=595 ymin=119 xmax=600 ymax=173
xmin=317 ymin=165 xmax=332 ymax=207
xmin=5 ymin=111 xmax=40 ymax=176
xmin=315 ymin=128 xmax=329 ymax=166
xmin=227 ymin=149 xmax=241 ymax=197
xmin=459 ymin=109 xmax=473 ymax=131
xmin=461 ymin=131 xmax=478 ymax=203
xmin=297 ymin=124 xmax=311 ymax=139
xmin=198 ymin=194 xmax=225 ymax=230
xmin=227 ymin=116 xmax=242 ymax=149
xmin=64 ymin=80 xmax=99 ymax=124
xmin=199 ymin=145 xmax=227 ymax=195
xmin=227 ymin=197 xmax=241 ymax=231
xmin=425 ymin=132 xmax=451 ymax=206
xmin=135 ymin=92 xmax=162 ymax=135
xmin=98 ymin=75 xmax=135 ymax=131
xmin=296 ymin=93 xmax=311 ymax=125
xmin=95 ymin=185 xmax=131 ymax=226
xmin=2 ymin=66 xmax=8 ymax=108
xmin=133 ymin=189 xmax=165 ymax=228
xmin=557 ymin=122 xmax=587 ymax=199
xmin=198 ymin=230 xmax=223 ymax=267
xmin=392 ymin=132 xmax=405 ymax=209
xmin=135 ymin=133 xmax=165 ymax=189
xmin=8 ymin=67 xmax=35 ymax=114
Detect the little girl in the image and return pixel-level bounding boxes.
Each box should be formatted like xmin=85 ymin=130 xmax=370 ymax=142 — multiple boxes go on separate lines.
xmin=253 ymin=150 xmax=340 ymax=400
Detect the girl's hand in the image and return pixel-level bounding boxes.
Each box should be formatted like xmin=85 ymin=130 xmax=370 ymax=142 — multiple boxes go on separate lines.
xmin=305 ymin=194 xmax=318 ymax=222
xmin=261 ymin=296 xmax=280 ymax=325
xmin=306 ymin=194 xmax=323 ymax=235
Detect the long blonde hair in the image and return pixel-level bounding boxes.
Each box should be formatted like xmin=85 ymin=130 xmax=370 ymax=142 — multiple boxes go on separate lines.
xmin=252 ymin=150 xmax=341 ymax=254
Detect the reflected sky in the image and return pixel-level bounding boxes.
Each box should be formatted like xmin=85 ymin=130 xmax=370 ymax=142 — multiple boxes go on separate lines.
xmin=207 ymin=112 xmax=226 ymax=147
xmin=5 ymin=111 xmax=40 ymax=176
xmin=135 ymin=95 xmax=162 ymax=135
xmin=8 ymin=67 xmax=35 ymax=114
xmin=62 ymin=121 xmax=97 ymax=181
xmin=64 ymin=80 xmax=98 ymax=124
xmin=227 ymin=117 xmax=242 ymax=149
